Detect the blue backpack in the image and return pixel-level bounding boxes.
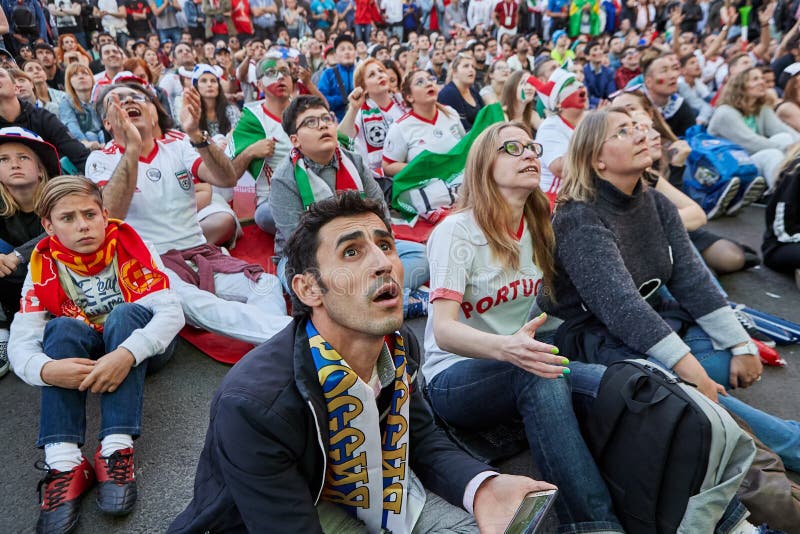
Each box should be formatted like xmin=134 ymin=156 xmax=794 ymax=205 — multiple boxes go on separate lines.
xmin=683 ymin=126 xmax=759 ymax=190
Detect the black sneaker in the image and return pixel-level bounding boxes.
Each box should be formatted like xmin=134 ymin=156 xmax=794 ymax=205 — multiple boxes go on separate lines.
xmin=94 ymin=446 xmax=137 ymax=516
xmin=35 ymin=457 xmax=95 ymax=534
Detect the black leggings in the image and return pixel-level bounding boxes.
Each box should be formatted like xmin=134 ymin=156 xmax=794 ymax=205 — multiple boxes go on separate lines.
xmin=763 ymin=243 xmax=800 ymax=273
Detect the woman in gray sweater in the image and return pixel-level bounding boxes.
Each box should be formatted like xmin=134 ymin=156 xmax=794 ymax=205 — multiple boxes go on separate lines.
xmin=708 ymin=67 xmax=800 ymax=188
xmin=538 ymin=108 xmax=800 ymax=472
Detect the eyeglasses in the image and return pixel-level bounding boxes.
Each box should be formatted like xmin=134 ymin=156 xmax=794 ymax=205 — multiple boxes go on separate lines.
xmin=413 ymin=75 xmax=438 ymax=87
xmin=104 ymin=91 xmax=149 ymax=108
xmin=497 ymin=140 xmax=543 ymax=158
xmin=603 ymin=123 xmax=649 ymax=143
xmin=297 ymin=112 xmax=336 ymax=130
xmin=262 ymin=67 xmax=291 ymax=78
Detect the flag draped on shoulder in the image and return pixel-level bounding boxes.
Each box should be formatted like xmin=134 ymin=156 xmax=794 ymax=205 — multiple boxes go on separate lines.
xmin=391 ymin=103 xmax=506 ymax=220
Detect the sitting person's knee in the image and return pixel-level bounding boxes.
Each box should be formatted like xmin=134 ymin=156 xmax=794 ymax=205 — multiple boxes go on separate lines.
xmin=702 ymin=239 xmax=745 ymax=274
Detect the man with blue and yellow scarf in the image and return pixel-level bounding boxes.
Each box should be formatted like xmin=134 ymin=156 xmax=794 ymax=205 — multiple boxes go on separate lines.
xmin=170 ymin=192 xmax=554 ymax=533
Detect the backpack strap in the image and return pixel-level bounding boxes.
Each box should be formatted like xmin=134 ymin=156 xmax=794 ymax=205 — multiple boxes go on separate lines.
xmin=332 ymin=67 xmax=349 ymax=104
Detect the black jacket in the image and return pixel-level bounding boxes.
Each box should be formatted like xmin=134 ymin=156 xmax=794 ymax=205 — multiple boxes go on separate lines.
xmin=169 ymin=320 xmax=490 ymax=533
xmin=0 ymin=99 xmax=90 ymax=173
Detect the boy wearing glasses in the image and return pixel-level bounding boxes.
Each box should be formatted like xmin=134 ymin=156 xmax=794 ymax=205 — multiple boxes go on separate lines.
xmin=86 ymin=83 xmax=291 ymax=350
xmin=270 ymin=95 xmax=431 ymax=318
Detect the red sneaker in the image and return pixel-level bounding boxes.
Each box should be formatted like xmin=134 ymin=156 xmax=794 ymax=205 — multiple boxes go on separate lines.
xmin=93 ymin=446 xmax=137 ymax=516
xmin=753 ymin=338 xmax=786 ymax=367
xmin=35 ymin=456 xmax=95 ymax=534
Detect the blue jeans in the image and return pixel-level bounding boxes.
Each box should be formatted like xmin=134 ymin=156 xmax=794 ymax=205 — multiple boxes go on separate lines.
xmin=157 ymin=27 xmax=183 ymax=45
xmin=37 ymin=304 xmax=176 ymax=448
xmin=427 ymin=360 xmax=623 ymax=534
xmin=590 ymin=324 xmax=800 ymax=473
xmin=355 ymin=23 xmax=371 ymax=44
xmin=277 ymin=239 xmax=430 ymax=314
xmin=254 ymin=202 xmax=276 ymax=235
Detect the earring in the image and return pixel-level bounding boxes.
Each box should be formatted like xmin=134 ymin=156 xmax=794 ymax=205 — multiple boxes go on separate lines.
xmin=597 ymin=161 xmax=606 ymax=170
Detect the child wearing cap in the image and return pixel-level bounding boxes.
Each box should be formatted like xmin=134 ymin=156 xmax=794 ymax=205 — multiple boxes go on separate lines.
xmin=8 ymin=175 xmax=184 ymax=533
xmin=0 ymin=127 xmax=61 ymax=378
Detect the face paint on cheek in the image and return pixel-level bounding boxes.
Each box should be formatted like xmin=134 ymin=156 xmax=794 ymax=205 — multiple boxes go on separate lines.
xmin=560 ymin=88 xmax=586 ymax=109
xmin=263 ymin=72 xmax=286 ymax=95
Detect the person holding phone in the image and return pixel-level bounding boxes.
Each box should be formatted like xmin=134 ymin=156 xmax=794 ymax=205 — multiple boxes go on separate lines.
xmin=423 ymin=121 xmax=623 ymax=533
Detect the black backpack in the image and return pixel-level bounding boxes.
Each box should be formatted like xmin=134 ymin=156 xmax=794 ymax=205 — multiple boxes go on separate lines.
xmin=12 ymin=2 xmax=38 ymax=35
xmin=581 ymin=360 xmax=712 ymax=534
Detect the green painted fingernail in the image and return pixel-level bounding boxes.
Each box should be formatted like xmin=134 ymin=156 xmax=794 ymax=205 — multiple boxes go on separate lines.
xmin=561 ymin=358 xmax=570 ymax=365
xmin=551 ymin=347 xmax=559 ymax=354
xmin=562 ymin=367 xmax=571 ymax=375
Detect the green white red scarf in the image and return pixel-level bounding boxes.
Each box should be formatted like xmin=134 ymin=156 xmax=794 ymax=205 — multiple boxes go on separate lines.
xmin=307 ymin=320 xmax=414 ymax=533
xmin=291 ymin=147 xmax=364 ymax=209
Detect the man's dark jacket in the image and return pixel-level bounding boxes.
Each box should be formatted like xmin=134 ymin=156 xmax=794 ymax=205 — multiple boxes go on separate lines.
xmin=169 ymin=320 xmax=490 ymax=533
xmin=0 ymin=99 xmax=90 ymax=172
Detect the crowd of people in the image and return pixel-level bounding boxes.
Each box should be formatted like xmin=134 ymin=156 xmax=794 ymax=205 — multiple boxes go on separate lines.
xmin=1 ymin=0 xmax=800 ymax=532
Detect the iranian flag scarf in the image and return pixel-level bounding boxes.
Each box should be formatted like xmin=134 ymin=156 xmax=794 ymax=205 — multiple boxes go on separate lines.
xmin=307 ymin=320 xmax=414 ymax=533
xmin=29 ymin=220 xmax=169 ymax=331
xmin=292 ymin=147 xmax=364 ymax=209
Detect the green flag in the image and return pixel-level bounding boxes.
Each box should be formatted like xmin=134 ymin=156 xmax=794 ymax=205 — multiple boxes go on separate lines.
xmin=391 ymin=103 xmax=506 ymax=220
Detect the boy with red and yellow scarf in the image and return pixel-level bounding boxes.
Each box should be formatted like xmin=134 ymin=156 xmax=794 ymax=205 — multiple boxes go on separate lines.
xmin=8 ymin=176 xmax=184 ymax=533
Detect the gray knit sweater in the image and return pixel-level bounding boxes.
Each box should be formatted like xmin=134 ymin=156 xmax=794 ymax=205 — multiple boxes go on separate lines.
xmin=537 ymin=178 xmax=749 ymax=368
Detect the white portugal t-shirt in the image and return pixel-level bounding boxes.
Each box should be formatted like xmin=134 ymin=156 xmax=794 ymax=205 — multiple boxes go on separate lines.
xmin=382 ymin=106 xmax=465 ymax=165
xmin=86 ymin=134 xmax=206 ymax=254
xmin=422 ymin=210 xmax=544 ymax=381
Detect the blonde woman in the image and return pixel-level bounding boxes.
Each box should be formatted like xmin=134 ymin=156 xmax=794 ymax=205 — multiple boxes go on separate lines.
xmin=540 ymin=108 xmax=800 ymax=472
xmin=708 ymin=67 xmax=800 ymax=188
xmin=423 ymin=121 xmax=624 ymax=534
xmin=60 ymin=63 xmax=104 ymax=150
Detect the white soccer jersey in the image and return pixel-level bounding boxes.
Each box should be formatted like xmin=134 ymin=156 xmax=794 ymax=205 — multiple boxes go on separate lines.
xmin=535 ymin=115 xmax=574 ymax=197
xmin=382 ymin=106 xmax=465 ymax=165
xmin=422 ymin=210 xmax=544 ymax=381
xmin=352 ymin=96 xmax=406 ymax=176
xmin=86 ymin=133 xmax=206 ymax=254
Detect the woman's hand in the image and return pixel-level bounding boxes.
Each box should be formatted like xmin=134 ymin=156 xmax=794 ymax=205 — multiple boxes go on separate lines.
xmin=347 ymin=86 xmax=366 ymax=109
xmin=730 ymin=353 xmax=763 ymax=389
xmin=667 ymin=140 xmax=691 ymax=167
xmin=673 ymin=352 xmax=726 ymax=402
xmin=500 ymin=313 xmax=569 ymax=379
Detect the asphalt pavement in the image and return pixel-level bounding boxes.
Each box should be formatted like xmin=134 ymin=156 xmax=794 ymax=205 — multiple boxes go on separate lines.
xmin=1 ymin=205 xmax=798 ymax=533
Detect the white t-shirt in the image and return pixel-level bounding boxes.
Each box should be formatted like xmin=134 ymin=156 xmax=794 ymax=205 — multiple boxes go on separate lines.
xmin=382 ymin=106 xmax=465 ymax=165
xmin=98 ymin=0 xmax=127 ymax=31
xmin=422 ymin=210 xmax=543 ymax=381
xmin=352 ymin=96 xmax=406 ymax=176
xmin=86 ymin=134 xmax=206 ymax=254
xmin=535 ymin=115 xmax=573 ymax=196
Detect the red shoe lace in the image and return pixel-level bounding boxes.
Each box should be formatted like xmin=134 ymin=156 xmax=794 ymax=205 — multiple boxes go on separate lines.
xmin=99 ymin=450 xmax=134 ymax=484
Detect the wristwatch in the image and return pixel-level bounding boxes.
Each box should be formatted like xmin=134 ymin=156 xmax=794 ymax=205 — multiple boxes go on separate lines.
xmin=190 ymin=130 xmax=210 ymax=149
xmin=730 ymin=340 xmax=759 ymax=357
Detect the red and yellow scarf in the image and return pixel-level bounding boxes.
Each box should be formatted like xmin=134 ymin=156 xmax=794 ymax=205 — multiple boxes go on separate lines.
xmin=29 ymin=220 xmax=169 ymax=330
